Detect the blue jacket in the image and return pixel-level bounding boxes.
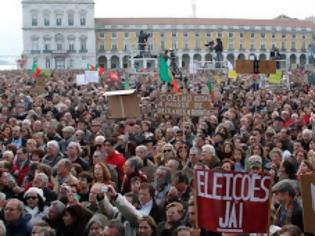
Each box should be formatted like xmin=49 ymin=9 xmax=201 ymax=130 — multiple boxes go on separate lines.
xmin=6 ymin=213 xmax=32 ymax=236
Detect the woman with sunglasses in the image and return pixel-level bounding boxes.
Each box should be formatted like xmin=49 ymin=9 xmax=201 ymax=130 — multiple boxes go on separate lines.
xmin=23 ymin=187 xmax=47 ymax=226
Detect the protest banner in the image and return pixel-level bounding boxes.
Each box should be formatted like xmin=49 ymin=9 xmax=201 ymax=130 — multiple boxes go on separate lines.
xmin=76 ymin=74 xmax=88 ymax=86
xmin=157 ymin=93 xmax=214 ymax=117
xmin=85 ymin=71 xmax=100 ymax=83
xmin=195 ymin=170 xmax=272 ymax=233
xmin=301 ymin=175 xmax=315 ymax=234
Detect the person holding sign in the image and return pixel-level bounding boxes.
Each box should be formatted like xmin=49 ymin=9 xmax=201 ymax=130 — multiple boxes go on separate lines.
xmin=272 ymin=180 xmax=303 ymax=230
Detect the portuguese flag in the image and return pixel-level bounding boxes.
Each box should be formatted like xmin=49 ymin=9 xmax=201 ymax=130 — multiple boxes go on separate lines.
xmin=31 ymin=63 xmax=41 ymax=79
xmin=159 ymin=55 xmax=179 ymax=94
xmin=95 ymin=64 xmax=105 ymax=75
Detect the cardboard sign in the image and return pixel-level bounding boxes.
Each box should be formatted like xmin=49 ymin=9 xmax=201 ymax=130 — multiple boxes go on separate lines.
xmin=236 ymin=60 xmax=254 ymax=74
xmin=259 ymin=61 xmax=276 ymax=74
xmin=157 ymin=94 xmax=213 ymax=117
xmin=85 ymin=71 xmax=100 ymax=83
xmin=104 ymin=90 xmax=140 ymax=119
xmin=301 ymin=175 xmax=315 ymax=234
xmin=195 ymin=170 xmax=272 ymax=233
xmin=236 ymin=60 xmax=276 ymax=74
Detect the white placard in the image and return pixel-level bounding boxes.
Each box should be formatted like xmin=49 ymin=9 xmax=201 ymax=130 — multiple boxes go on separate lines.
xmin=85 ymin=71 xmax=100 ymax=83
xmin=311 ymin=183 xmax=315 ymax=211
xmin=76 ymin=74 xmax=88 ymax=85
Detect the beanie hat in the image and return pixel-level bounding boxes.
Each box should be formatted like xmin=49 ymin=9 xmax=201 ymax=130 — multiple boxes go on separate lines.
xmin=24 ymin=187 xmax=46 ymax=202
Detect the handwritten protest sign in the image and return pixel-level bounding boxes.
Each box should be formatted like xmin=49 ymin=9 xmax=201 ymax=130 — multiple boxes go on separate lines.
xmin=157 ymin=94 xmax=213 ymax=117
xmin=195 ymin=170 xmax=271 ymax=233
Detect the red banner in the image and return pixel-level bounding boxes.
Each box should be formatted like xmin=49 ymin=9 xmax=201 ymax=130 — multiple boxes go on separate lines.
xmin=195 ymin=170 xmax=271 ymax=233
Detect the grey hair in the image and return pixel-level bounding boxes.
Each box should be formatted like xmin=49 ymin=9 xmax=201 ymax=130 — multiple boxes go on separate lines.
xmin=156 ymin=166 xmax=172 ymax=184
xmin=126 ymin=156 xmax=143 ymax=170
xmin=35 ymin=173 xmax=49 ymax=187
xmin=47 ymin=140 xmax=60 ymax=152
xmin=50 ymin=200 xmax=65 ymax=216
xmin=86 ymin=213 xmax=108 ymax=232
xmin=136 ymin=145 xmax=148 ymax=153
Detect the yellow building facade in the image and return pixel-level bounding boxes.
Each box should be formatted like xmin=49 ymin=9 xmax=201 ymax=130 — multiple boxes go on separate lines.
xmin=95 ymin=18 xmax=315 ymax=70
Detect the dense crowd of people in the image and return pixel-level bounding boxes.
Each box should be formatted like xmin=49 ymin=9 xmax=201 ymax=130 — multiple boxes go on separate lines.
xmin=0 ymin=65 xmax=312 ymax=236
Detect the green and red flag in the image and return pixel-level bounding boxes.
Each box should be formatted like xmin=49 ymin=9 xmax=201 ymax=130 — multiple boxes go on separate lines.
xmin=159 ymin=55 xmax=179 ymax=94
xmin=87 ymin=64 xmax=95 ymax=71
xmin=31 ymin=62 xmax=41 ymax=79
xmin=207 ymin=77 xmax=216 ymax=100
xmin=95 ymin=64 xmax=105 ymax=75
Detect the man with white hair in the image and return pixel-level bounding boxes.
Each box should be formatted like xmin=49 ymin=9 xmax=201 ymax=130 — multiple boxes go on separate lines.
xmin=42 ymin=140 xmax=64 ymax=169
xmin=201 ymin=144 xmax=220 ymax=169
xmin=135 ymin=145 xmax=156 ymax=182
xmin=66 ymin=142 xmax=89 ymax=170
xmin=301 ymin=128 xmax=313 ymax=151
xmin=166 ymin=127 xmax=176 ymax=144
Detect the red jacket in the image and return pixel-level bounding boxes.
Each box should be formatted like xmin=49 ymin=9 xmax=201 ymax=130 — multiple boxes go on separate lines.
xmin=106 ymin=150 xmax=126 ymax=182
xmin=12 ymin=160 xmax=30 ymax=186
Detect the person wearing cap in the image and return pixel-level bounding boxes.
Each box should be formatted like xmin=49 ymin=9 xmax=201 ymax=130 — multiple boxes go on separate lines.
xmin=272 ymin=180 xmax=303 ymax=230
xmin=248 ymin=155 xmax=263 ymax=174
xmin=23 ymin=187 xmax=47 ymax=226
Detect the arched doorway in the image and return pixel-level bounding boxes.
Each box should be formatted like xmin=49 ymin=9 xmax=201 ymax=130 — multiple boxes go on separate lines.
xmin=259 ymin=54 xmax=267 ymax=60
xmin=110 ymin=55 xmax=120 ymax=69
xmin=300 ymin=54 xmax=306 ymax=65
xmin=123 ymin=56 xmax=129 ymax=68
xmin=98 ymin=56 xmax=107 ymax=69
xmin=249 ymin=53 xmax=257 ymax=60
xmin=238 ymin=54 xmax=245 ymax=60
xmin=290 ymin=54 xmax=297 ymax=65
xmin=182 ymin=54 xmax=190 ymax=69
xmin=227 ymin=54 xmax=235 ymax=65
xmin=205 ymin=53 xmax=212 ymax=61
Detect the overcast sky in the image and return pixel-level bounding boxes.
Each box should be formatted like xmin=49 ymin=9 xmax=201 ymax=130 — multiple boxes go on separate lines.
xmin=0 ymin=0 xmax=314 ymax=56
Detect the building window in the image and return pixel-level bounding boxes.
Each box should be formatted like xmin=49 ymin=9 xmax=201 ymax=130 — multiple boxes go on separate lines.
xmin=32 ymin=38 xmax=39 ymax=51
xmin=183 ymin=32 xmax=188 ymax=37
xmin=68 ymin=12 xmax=74 ymax=26
xmin=291 ymin=41 xmax=296 ymax=50
xmin=68 ymin=39 xmax=75 ymax=51
xmin=44 ymin=38 xmax=51 ymax=51
xmin=217 ymin=32 xmax=222 ymax=38
xmin=33 ymin=58 xmax=38 ymax=65
xmin=112 ymin=32 xmax=117 ymax=38
xmin=260 ymin=32 xmax=265 ymax=38
xmin=45 ymin=57 xmax=50 ymax=68
xmin=56 ymin=15 xmax=62 ymax=26
xmin=57 ymin=43 xmax=62 ymax=51
xmin=206 ymin=32 xmax=211 ymax=38
xmin=229 ymin=32 xmax=234 ymax=38
xmin=124 ymin=32 xmax=129 ymax=38
xmin=282 ymin=33 xmax=286 ymax=38
xmin=32 ymin=14 xmax=38 ymax=26
xmin=99 ymin=42 xmax=104 ymax=50
xmin=272 ymin=33 xmax=276 ymax=38
xmin=99 ymin=32 xmax=104 ymax=38
xmin=80 ymin=14 xmax=86 ymax=26
xmin=70 ymin=59 xmax=74 ymax=68
xmin=80 ymin=38 xmax=87 ymax=51
xmin=172 ymin=32 xmax=176 ymax=37
xmin=44 ymin=16 xmax=50 ymax=26
xmin=112 ymin=43 xmax=117 ymax=51
xmin=240 ymin=32 xmax=244 ymax=38
xmin=250 ymin=32 xmax=255 ymax=38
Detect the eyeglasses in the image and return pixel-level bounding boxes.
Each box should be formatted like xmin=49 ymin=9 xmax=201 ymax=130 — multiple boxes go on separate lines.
xmin=164 ymin=149 xmax=172 ymax=153
xmin=26 ymin=196 xmax=38 ymax=200
xmin=95 ymin=144 xmax=103 ymax=148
